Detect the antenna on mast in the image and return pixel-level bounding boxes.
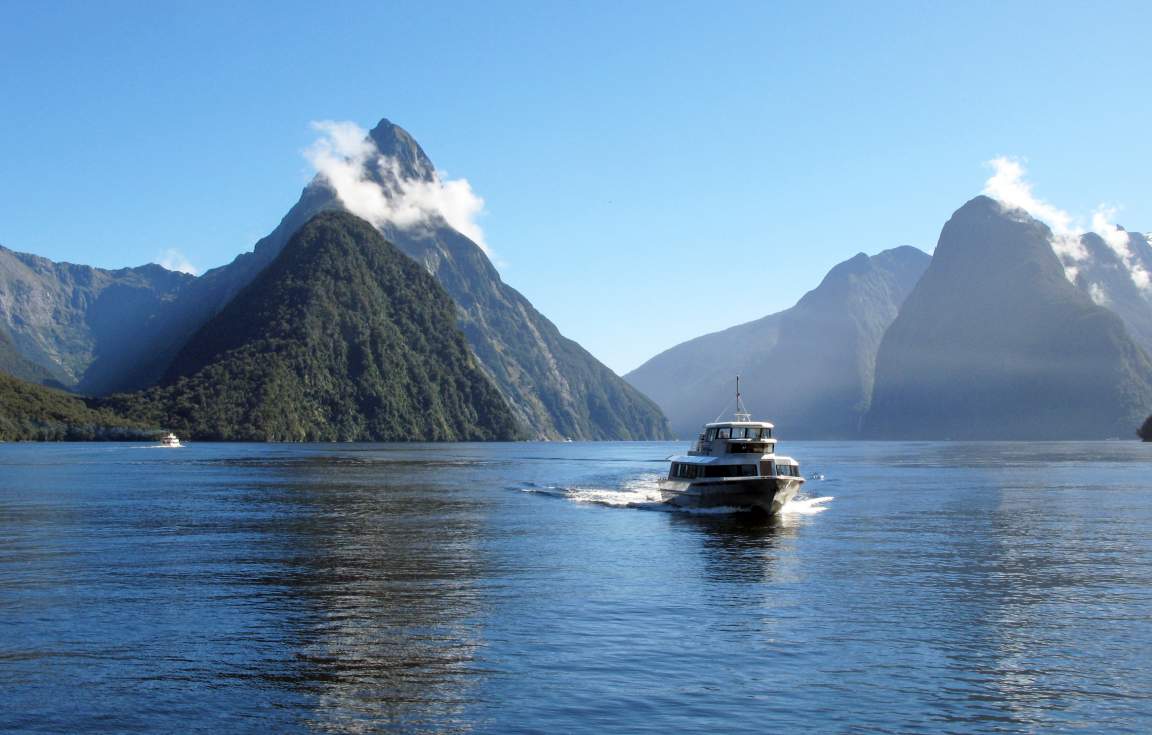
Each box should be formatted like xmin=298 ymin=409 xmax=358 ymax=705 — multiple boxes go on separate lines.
xmin=734 ymin=375 xmax=751 ymax=421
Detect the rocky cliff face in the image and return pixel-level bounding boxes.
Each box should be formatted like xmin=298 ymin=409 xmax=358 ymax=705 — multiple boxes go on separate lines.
xmin=627 ymin=246 xmax=930 ymax=438
xmin=0 ymin=245 xmax=192 ymax=389
xmin=865 ymin=196 xmax=1152 ymax=439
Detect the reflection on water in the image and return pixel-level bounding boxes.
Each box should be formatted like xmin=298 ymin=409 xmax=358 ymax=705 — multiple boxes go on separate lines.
xmin=245 ymin=467 xmax=489 ymax=734
xmin=1 ymin=441 xmax=1151 ymax=733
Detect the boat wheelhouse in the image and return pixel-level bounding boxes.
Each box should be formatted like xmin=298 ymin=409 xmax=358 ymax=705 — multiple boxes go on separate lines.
xmin=660 ymin=380 xmax=803 ymax=516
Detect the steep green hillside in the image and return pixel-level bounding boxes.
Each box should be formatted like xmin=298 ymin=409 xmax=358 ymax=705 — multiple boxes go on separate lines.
xmin=0 ymin=372 xmax=152 ymax=441
xmin=104 ymin=212 xmax=519 ymax=442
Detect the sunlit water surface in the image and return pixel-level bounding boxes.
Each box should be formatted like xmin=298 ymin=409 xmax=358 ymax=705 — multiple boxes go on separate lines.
xmin=2 ymin=441 xmax=1151 ymax=733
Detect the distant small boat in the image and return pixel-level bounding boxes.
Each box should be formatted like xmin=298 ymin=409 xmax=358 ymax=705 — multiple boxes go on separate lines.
xmin=160 ymin=433 xmax=182 ymax=448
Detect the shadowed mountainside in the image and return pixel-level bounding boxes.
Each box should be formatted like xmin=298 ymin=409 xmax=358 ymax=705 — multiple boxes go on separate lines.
xmin=627 ymin=246 xmax=930 ymax=438
xmin=865 ymin=196 xmax=1152 ymax=439
xmin=0 ymin=246 xmax=192 ymax=389
xmin=0 ymin=325 xmax=59 ymax=386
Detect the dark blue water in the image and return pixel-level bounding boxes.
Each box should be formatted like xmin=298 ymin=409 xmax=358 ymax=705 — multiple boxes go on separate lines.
xmin=2 ymin=441 xmax=1151 ymax=733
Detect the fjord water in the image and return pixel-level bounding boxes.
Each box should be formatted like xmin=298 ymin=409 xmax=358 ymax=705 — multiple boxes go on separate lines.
xmin=2 ymin=442 xmax=1150 ymax=733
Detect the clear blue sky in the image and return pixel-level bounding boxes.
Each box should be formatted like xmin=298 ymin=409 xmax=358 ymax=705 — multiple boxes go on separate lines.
xmin=2 ymin=1 xmax=1149 ymax=373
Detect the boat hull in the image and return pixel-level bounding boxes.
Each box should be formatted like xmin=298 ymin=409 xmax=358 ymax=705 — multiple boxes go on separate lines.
xmin=659 ymin=476 xmax=803 ymax=515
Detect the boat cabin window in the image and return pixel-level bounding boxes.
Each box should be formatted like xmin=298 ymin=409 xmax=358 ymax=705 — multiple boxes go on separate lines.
xmin=672 ymin=462 xmax=704 ymax=479
xmin=707 ymin=427 xmax=773 ymax=440
xmin=674 ymin=462 xmax=759 ymax=479
xmin=700 ymin=464 xmax=758 ymax=478
xmin=728 ymin=441 xmax=767 ymax=454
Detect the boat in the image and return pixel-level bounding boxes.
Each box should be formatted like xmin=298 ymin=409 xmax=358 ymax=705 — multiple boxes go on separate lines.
xmin=159 ymin=432 xmax=182 ymax=448
xmin=660 ymin=379 xmax=804 ymax=516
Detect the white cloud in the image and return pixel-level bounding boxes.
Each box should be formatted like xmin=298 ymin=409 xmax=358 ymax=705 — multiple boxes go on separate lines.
xmin=1092 ymin=206 xmax=1151 ymax=291
xmin=157 ymin=248 xmax=199 ymax=275
xmin=983 ymin=157 xmax=1077 ymax=237
xmin=982 ymin=157 xmax=1149 ymax=292
xmin=304 ymin=120 xmax=491 ymax=256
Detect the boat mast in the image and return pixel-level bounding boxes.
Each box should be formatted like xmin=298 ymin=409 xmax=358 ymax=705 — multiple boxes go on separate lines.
xmin=734 ymin=375 xmax=751 ymax=421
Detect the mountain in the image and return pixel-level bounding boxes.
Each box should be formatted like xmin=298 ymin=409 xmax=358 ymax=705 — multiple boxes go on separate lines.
xmin=0 ymin=245 xmax=193 ymax=389
xmin=1068 ymin=228 xmax=1152 ymax=356
xmin=626 ymin=246 xmax=930 ymax=438
xmin=102 ymin=211 xmax=519 ymax=442
xmin=0 ymin=325 xmax=59 ymax=385
xmin=0 ymin=370 xmax=153 ymax=441
xmin=105 ymin=118 xmax=668 ymax=440
xmin=865 ymin=196 xmax=1152 ymax=439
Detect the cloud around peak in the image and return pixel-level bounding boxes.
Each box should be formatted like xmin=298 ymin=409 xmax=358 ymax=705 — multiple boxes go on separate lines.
xmin=982 ymin=157 xmax=1077 ymax=237
xmin=157 ymin=248 xmax=199 ymax=275
xmin=981 ymin=157 xmax=1149 ymax=291
xmin=304 ymin=120 xmax=491 ymax=256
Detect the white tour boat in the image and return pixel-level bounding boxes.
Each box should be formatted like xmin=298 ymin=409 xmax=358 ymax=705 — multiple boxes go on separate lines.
xmin=660 ymin=380 xmax=804 ymax=516
xmin=160 ymin=432 xmax=182 ymax=448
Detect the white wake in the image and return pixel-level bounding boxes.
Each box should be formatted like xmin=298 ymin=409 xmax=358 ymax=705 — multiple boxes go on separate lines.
xmin=517 ymin=475 xmax=833 ymax=517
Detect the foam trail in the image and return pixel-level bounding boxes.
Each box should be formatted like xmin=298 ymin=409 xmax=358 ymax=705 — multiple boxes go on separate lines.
xmin=780 ymin=496 xmax=834 ymax=515
xmin=517 ymin=474 xmax=665 ymax=508
xmin=518 ymin=475 xmax=834 ymax=517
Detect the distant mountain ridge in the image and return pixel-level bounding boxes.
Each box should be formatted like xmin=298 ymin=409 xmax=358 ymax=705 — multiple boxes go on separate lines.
xmin=865 ymin=196 xmax=1152 ymax=439
xmin=0 ymin=245 xmax=192 ymax=389
xmin=104 ymin=212 xmax=519 ymax=441
xmin=626 ymin=246 xmax=930 ymax=438
xmin=7 ymin=120 xmax=1151 ymax=441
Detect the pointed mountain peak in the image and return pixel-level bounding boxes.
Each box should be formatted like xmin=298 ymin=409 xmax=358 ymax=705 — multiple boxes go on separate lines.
xmin=937 ymin=194 xmax=1058 ymax=273
xmin=367 ymin=118 xmax=436 ymax=182
xmin=954 ymin=194 xmax=1053 ymax=227
xmin=872 ymin=245 xmax=931 ymax=265
xmin=960 ymin=193 xmax=999 ymax=209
